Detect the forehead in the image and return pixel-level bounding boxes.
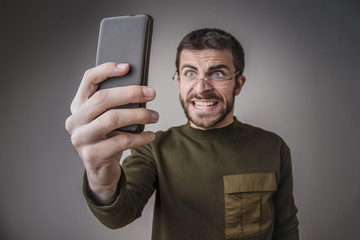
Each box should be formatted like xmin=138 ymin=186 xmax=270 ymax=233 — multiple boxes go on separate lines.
xmin=179 ymin=49 xmax=234 ymax=70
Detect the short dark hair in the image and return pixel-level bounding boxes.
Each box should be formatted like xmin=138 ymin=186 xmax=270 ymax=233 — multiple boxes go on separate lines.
xmin=175 ymin=28 xmax=245 ymax=75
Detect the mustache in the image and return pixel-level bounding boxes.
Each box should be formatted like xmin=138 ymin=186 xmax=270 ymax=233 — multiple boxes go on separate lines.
xmin=187 ymin=92 xmax=222 ymax=101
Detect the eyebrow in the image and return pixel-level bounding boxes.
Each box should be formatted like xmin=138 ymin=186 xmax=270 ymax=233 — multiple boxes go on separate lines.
xmin=180 ymin=64 xmax=230 ymax=71
xmin=181 ymin=64 xmax=197 ymax=71
xmin=208 ymin=64 xmax=231 ymax=71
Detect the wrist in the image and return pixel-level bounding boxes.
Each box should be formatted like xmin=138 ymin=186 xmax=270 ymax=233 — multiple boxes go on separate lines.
xmin=87 ymin=180 xmax=119 ymax=205
xmin=85 ymin=166 xmax=121 ymax=205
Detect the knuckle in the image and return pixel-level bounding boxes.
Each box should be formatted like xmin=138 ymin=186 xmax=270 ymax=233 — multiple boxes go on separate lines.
xmin=83 ymin=68 xmax=94 ymax=82
xmin=69 ymin=102 xmax=76 ymax=114
xmin=125 ymin=85 xmax=141 ymax=100
xmin=91 ymin=90 xmax=108 ymax=106
xmin=83 ymin=63 xmax=113 ymax=84
xmin=99 ymin=62 xmax=113 ymax=70
xmin=65 ymin=116 xmax=73 ymax=133
xmin=81 ymin=146 xmax=98 ymax=166
xmin=98 ymin=62 xmax=116 ymax=78
xmin=70 ymin=129 xmax=84 ymax=148
xmin=98 ymin=110 xmax=119 ymax=127
xmin=117 ymin=133 xmax=132 ymax=147
xmin=137 ymin=108 xmax=150 ymax=121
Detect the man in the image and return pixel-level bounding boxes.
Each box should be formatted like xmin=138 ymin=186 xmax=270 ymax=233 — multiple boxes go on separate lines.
xmin=66 ymin=28 xmax=299 ymax=239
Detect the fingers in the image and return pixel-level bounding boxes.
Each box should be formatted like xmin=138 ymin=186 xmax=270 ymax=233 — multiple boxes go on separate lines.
xmin=71 ymin=62 xmax=130 ymax=113
xmin=69 ymin=108 xmax=159 ymax=146
xmin=72 ymin=86 xmax=156 ymax=128
xmin=90 ymin=108 xmax=159 ymax=139
xmin=79 ymin=131 xmax=155 ymax=168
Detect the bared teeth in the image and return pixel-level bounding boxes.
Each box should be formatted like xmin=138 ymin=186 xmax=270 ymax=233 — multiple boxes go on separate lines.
xmin=194 ymin=101 xmax=216 ymax=109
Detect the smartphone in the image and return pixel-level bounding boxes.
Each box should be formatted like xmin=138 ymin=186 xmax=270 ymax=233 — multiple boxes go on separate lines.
xmin=96 ymin=14 xmax=153 ymax=132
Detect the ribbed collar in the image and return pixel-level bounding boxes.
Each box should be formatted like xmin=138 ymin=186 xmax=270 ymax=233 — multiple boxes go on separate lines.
xmin=182 ymin=117 xmax=242 ymax=140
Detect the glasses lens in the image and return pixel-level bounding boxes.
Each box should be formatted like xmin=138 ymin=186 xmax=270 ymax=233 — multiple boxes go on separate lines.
xmin=209 ymin=78 xmax=229 ymax=88
xmin=177 ymin=71 xmax=238 ymax=89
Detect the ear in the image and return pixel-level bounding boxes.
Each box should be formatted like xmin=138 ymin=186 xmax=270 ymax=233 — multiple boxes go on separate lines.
xmin=235 ymin=75 xmax=246 ymax=95
xmin=173 ymin=71 xmax=180 ymax=84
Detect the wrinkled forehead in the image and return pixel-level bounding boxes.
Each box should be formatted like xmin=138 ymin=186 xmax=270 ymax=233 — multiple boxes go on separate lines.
xmin=179 ymin=49 xmax=235 ymax=72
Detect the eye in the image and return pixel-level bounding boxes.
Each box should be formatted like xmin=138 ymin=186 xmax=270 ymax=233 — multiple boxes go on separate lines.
xmin=212 ymin=71 xmax=224 ymax=79
xmin=185 ymin=70 xmax=196 ymax=78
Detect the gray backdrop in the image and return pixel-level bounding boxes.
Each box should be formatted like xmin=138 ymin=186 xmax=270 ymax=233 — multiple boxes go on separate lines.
xmin=1 ymin=0 xmax=359 ymax=239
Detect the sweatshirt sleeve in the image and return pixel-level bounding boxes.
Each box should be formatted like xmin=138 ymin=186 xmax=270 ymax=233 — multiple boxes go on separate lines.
xmin=82 ymin=144 xmax=157 ymax=229
xmin=272 ymin=143 xmax=300 ymax=240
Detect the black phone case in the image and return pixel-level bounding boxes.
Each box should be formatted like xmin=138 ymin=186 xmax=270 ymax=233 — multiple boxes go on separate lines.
xmin=96 ymin=14 xmax=153 ymax=132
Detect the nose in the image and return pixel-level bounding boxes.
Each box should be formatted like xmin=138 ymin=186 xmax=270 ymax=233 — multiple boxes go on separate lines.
xmin=194 ymin=78 xmax=212 ymax=93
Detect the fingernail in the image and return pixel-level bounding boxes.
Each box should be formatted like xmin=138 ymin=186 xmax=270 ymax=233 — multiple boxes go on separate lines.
xmin=149 ymin=132 xmax=155 ymax=140
xmin=151 ymin=111 xmax=159 ymax=121
xmin=142 ymin=87 xmax=155 ymax=98
xmin=116 ymin=63 xmax=128 ymax=70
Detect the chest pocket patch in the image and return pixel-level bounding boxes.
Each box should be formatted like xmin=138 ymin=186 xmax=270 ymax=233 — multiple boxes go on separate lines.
xmin=223 ymin=173 xmax=277 ymax=239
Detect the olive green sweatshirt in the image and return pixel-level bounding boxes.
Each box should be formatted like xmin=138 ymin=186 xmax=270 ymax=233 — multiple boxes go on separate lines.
xmin=83 ymin=118 xmax=299 ymax=239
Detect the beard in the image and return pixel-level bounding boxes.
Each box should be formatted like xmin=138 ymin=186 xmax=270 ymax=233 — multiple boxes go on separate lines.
xmin=180 ymin=87 xmax=236 ymax=129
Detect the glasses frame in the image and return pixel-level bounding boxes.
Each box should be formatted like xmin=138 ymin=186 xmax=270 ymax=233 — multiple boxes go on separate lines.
xmin=172 ymin=70 xmax=240 ymax=89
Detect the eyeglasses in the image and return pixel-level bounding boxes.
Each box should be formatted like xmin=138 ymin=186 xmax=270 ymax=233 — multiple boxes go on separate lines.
xmin=173 ymin=70 xmax=240 ymax=89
